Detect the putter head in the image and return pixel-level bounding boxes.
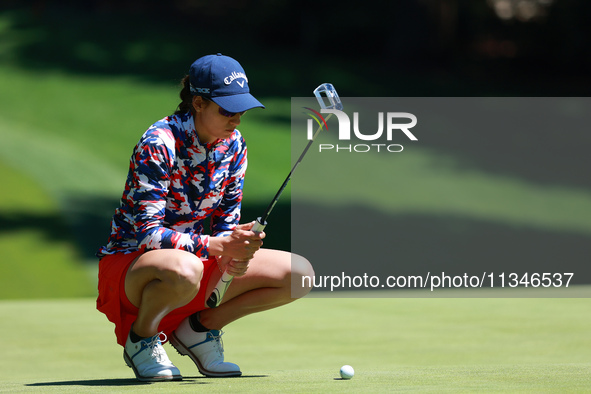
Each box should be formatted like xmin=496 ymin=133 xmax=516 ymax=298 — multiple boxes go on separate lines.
xmin=314 ymin=83 xmax=343 ymax=111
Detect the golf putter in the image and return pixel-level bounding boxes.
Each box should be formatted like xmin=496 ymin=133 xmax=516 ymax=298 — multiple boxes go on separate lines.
xmin=206 ymin=83 xmax=342 ymax=308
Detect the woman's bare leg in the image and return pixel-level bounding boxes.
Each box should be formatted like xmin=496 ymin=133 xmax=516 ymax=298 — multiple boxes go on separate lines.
xmin=199 ymin=249 xmax=314 ymax=330
xmin=124 ymin=248 xmax=314 ymax=336
xmin=124 ymin=249 xmax=205 ymax=338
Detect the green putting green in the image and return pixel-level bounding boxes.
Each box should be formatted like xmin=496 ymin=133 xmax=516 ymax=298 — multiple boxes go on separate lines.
xmin=1 ymin=295 xmax=590 ymax=392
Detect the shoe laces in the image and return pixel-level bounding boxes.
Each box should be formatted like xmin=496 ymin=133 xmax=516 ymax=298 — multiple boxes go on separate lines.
xmin=145 ymin=332 xmax=168 ymax=363
xmin=208 ymin=330 xmax=225 ymax=357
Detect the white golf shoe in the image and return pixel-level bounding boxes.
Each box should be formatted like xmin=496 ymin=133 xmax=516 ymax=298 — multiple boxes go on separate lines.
xmin=123 ymin=332 xmax=182 ymax=382
xmin=170 ymin=317 xmax=241 ymax=377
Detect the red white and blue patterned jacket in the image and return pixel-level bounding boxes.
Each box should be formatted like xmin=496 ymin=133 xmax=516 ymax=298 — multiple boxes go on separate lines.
xmin=97 ymin=112 xmax=246 ymax=259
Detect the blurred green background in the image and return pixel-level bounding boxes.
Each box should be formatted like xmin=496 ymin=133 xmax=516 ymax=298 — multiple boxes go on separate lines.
xmin=1 ymin=0 xmax=590 ymax=299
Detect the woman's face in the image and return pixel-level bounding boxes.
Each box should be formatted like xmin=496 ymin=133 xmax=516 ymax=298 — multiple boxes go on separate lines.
xmin=193 ymin=96 xmax=244 ymax=144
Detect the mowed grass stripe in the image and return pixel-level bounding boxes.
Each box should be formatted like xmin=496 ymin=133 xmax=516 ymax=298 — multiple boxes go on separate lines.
xmin=293 ymin=145 xmax=591 ymax=236
xmin=0 ymin=160 xmax=95 ymax=299
xmin=1 ymin=296 xmax=590 ymax=392
xmin=0 ymin=117 xmax=126 ymax=201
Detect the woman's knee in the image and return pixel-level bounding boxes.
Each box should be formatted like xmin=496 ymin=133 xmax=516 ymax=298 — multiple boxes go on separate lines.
xmin=162 ymin=252 xmax=204 ymax=292
xmin=125 ymin=250 xmax=205 ymax=307
xmin=290 ymin=253 xmax=315 ymax=298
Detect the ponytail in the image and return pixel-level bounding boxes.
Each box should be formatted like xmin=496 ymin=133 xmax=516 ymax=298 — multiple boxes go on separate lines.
xmin=175 ymin=75 xmax=194 ymax=115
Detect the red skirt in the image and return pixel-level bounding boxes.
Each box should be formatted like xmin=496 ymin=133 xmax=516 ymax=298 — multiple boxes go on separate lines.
xmin=96 ymin=251 xmax=220 ymax=346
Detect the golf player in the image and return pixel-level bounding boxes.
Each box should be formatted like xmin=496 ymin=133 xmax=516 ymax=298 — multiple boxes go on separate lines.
xmin=96 ymin=53 xmax=314 ymax=381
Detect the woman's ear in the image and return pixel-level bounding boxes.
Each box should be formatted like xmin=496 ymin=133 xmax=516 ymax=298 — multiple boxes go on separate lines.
xmin=192 ymin=96 xmax=204 ymax=113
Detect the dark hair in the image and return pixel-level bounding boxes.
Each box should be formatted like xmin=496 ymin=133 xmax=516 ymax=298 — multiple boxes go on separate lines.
xmin=175 ymin=75 xmax=194 ymax=115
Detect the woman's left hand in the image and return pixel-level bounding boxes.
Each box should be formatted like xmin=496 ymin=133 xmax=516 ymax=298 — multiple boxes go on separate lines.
xmin=217 ymin=255 xmax=250 ymax=277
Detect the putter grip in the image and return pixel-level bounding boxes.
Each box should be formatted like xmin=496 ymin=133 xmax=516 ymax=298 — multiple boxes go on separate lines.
xmin=205 ymin=218 xmax=268 ymax=308
xmin=251 ymin=217 xmax=267 ymax=233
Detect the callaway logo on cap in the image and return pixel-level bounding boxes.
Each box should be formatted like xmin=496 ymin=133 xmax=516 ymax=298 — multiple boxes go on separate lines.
xmin=189 ymin=53 xmax=265 ymax=113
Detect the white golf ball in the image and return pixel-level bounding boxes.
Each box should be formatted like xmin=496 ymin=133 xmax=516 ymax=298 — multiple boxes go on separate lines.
xmin=340 ymin=365 xmax=354 ymax=379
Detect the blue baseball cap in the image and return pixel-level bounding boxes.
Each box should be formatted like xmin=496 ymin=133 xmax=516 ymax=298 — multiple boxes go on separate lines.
xmin=189 ymin=53 xmax=265 ymax=113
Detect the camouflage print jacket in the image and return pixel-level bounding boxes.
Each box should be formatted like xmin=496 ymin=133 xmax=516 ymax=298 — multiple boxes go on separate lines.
xmin=97 ymin=112 xmax=247 ymax=259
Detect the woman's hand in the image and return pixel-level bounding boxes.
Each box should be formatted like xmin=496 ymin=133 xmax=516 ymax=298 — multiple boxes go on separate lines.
xmin=209 ymin=221 xmax=266 ymax=261
xmin=216 ymin=256 xmax=250 ymax=277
